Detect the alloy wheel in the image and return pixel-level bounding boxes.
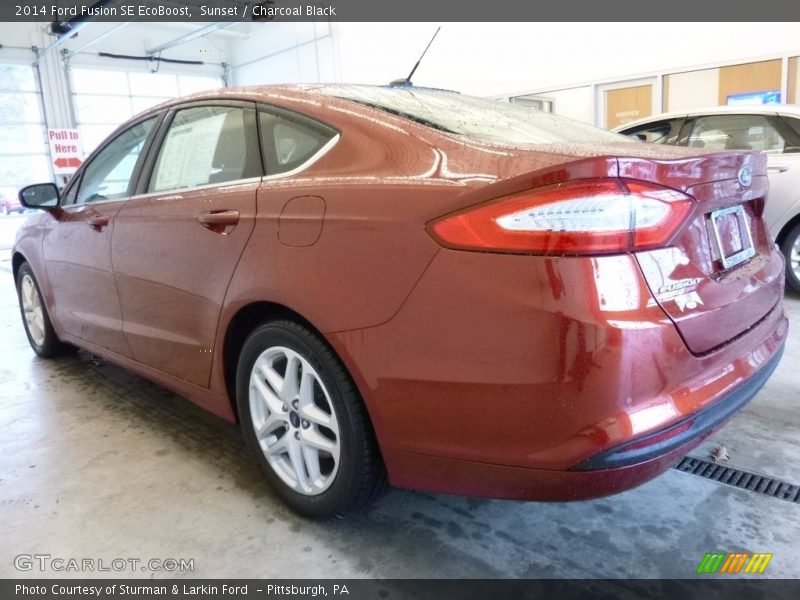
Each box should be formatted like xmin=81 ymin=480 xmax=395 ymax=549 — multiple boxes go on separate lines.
xmin=248 ymin=345 xmax=340 ymax=495
xmin=20 ymin=273 xmax=45 ymax=347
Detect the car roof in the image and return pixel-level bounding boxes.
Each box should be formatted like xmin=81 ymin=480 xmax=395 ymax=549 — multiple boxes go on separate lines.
xmin=146 ymin=83 xmax=452 ymax=110
xmin=614 ymin=104 xmax=800 ymax=132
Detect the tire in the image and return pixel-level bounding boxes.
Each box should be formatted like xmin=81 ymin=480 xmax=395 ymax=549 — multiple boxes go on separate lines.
xmin=781 ymin=221 xmax=800 ymax=294
xmin=236 ymin=319 xmax=387 ymax=518
xmin=16 ymin=262 xmax=69 ymax=357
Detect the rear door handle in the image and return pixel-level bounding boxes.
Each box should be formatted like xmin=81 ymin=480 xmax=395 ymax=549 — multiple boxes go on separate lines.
xmin=196 ymin=209 xmax=240 ymax=233
xmin=87 ymin=214 xmax=110 ymax=229
xmin=768 ymin=166 xmax=790 ymax=173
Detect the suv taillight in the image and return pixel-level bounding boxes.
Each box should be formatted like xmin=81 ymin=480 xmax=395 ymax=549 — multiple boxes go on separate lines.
xmin=428 ymin=178 xmax=694 ymax=255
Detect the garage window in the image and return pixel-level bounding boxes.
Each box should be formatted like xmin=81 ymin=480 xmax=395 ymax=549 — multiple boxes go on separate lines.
xmin=70 ymin=67 xmax=223 ymax=152
xmin=0 ymin=63 xmax=51 ymax=202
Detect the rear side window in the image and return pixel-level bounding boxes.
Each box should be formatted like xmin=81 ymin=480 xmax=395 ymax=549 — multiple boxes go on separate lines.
xmin=619 ymin=119 xmax=681 ymax=144
xmin=686 ymin=114 xmax=785 ymax=153
xmin=258 ymin=108 xmax=337 ymax=176
xmin=149 ymin=105 xmax=261 ymax=193
xmin=76 ymin=117 xmax=157 ymax=204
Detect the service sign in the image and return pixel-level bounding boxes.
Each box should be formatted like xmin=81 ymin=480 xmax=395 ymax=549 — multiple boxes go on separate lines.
xmin=48 ymin=129 xmax=84 ymax=175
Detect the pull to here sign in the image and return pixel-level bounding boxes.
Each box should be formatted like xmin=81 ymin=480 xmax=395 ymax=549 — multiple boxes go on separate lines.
xmin=48 ymin=129 xmax=84 ymax=175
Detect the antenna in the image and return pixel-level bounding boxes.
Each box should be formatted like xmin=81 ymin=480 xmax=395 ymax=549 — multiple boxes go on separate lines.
xmin=389 ymin=27 xmax=441 ymax=87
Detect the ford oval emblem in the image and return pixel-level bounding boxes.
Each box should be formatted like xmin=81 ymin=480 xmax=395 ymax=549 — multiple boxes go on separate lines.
xmin=738 ymin=165 xmax=752 ymax=187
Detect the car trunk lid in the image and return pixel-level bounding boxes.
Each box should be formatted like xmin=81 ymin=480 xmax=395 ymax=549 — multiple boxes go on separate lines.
xmin=627 ymin=151 xmax=784 ymax=354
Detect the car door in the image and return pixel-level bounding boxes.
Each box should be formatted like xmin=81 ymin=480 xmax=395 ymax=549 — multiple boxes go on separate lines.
xmin=111 ymin=101 xmax=262 ymax=387
xmin=42 ymin=115 xmax=160 ymax=354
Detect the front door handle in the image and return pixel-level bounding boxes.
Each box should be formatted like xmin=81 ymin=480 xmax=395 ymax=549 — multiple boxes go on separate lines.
xmin=196 ymin=209 xmax=240 ymax=234
xmin=87 ymin=214 xmax=110 ymax=229
xmin=767 ymin=166 xmax=790 ymax=173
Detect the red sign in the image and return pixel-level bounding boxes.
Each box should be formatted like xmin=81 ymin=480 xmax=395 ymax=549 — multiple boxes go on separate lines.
xmin=48 ymin=129 xmax=84 ymax=175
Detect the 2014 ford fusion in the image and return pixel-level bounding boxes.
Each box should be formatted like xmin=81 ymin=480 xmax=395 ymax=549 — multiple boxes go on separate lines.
xmin=13 ymin=85 xmax=787 ymax=517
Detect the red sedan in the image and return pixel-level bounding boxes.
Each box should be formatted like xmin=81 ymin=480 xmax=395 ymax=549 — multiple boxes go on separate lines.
xmin=13 ymin=85 xmax=787 ymax=518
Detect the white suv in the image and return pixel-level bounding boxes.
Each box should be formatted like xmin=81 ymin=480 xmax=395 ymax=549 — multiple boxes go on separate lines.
xmin=616 ymin=106 xmax=800 ymax=293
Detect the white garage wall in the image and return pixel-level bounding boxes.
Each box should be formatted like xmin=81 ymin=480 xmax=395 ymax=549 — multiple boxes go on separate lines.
xmin=666 ymin=68 xmax=720 ymax=112
xmin=230 ymin=22 xmax=334 ymax=85
xmin=536 ymin=87 xmax=594 ymax=124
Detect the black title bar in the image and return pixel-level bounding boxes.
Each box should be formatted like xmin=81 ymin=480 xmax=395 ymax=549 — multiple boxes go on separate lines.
xmin=2 ymin=0 xmax=799 ymax=22
xmin=4 ymin=579 xmax=800 ymax=600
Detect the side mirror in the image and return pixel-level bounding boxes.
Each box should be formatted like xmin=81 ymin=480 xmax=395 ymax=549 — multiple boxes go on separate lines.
xmin=19 ymin=183 xmax=59 ymax=209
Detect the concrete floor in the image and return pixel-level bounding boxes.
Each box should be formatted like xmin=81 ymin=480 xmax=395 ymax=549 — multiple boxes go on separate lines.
xmin=1 ymin=255 xmax=798 ymax=579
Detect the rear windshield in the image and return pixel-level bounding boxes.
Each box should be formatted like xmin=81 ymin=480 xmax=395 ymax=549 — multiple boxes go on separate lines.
xmin=320 ymin=85 xmax=631 ymax=146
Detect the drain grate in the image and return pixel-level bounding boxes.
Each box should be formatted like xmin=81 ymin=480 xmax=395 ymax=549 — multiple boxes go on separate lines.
xmin=673 ymin=456 xmax=800 ymax=503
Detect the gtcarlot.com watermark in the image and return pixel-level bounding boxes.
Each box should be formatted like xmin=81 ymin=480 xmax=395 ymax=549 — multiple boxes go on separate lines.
xmin=14 ymin=554 xmax=194 ymax=573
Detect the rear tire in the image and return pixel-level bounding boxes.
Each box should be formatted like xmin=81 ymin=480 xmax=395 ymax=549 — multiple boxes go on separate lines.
xmin=781 ymin=222 xmax=800 ymax=294
xmin=16 ymin=262 xmax=69 ymax=358
xmin=236 ymin=319 xmax=387 ymax=518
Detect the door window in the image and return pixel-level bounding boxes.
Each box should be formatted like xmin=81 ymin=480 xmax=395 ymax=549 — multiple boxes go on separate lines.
xmin=259 ymin=109 xmax=337 ymax=175
xmin=619 ymin=119 xmax=681 ymax=144
xmin=75 ymin=117 xmax=157 ymax=204
xmin=686 ymin=115 xmax=785 ymax=153
xmin=148 ymin=105 xmax=261 ymax=193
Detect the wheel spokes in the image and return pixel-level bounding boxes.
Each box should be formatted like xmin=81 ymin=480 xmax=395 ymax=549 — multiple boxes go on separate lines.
xmin=791 ymin=239 xmax=800 ymax=273
xmin=302 ymin=445 xmax=322 ymax=485
xmin=261 ymin=363 xmax=287 ymax=401
xmin=282 ymin=354 xmax=301 ymax=400
xmin=264 ymin=432 xmax=290 ymax=457
xmin=21 ymin=280 xmax=31 ymax=306
xmin=254 ymin=412 xmax=285 ymax=441
xmin=248 ymin=344 xmax=341 ymax=496
xmin=301 ymin=404 xmax=333 ymax=429
xmin=287 ymin=437 xmax=310 ymax=492
xmin=20 ymin=275 xmax=45 ymax=346
xmin=301 ymin=428 xmax=335 ymax=453
xmin=252 ymin=375 xmax=285 ymax=416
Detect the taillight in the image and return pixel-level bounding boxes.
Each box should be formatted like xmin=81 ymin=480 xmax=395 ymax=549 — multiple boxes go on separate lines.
xmin=428 ymin=178 xmax=694 ymax=255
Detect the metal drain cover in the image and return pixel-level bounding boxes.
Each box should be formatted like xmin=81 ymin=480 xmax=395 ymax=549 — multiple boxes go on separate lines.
xmin=674 ymin=456 xmax=800 ymax=503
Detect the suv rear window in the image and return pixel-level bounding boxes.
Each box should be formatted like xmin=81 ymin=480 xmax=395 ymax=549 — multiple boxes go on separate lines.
xmin=320 ymin=85 xmax=630 ymax=146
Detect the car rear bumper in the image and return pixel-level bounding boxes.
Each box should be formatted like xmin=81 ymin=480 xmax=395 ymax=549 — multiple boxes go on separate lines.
xmin=381 ymin=342 xmax=784 ymax=502
xmin=572 ymin=343 xmax=783 ymax=471
xmin=383 ymin=434 xmax=714 ymax=502
xmin=327 ymin=249 xmax=788 ymax=500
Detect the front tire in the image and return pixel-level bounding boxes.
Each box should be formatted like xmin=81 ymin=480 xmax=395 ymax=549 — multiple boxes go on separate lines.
xmin=16 ymin=262 xmax=68 ymax=357
xmin=236 ymin=320 xmax=386 ymax=518
xmin=781 ymin=221 xmax=800 ymax=294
